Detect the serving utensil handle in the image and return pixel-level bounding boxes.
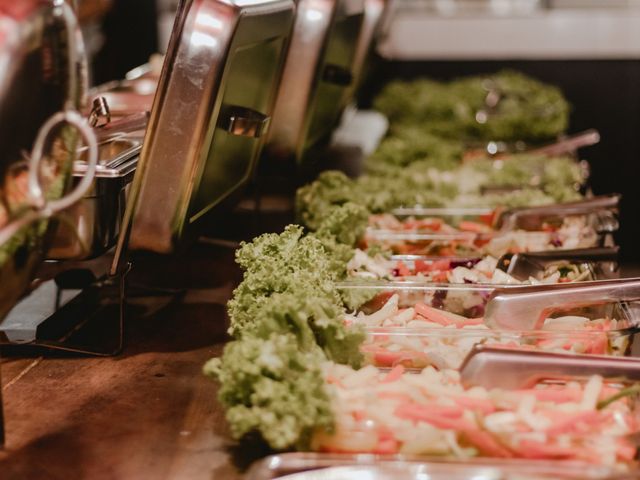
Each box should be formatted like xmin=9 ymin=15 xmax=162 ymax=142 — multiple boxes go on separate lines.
xmin=485 ymin=277 xmax=640 ymax=330
xmin=529 ymin=129 xmax=600 ymax=156
xmin=497 ymin=194 xmax=621 ymax=230
xmin=521 ymin=246 xmax=620 ymax=263
xmin=460 ymin=346 xmax=640 ymax=389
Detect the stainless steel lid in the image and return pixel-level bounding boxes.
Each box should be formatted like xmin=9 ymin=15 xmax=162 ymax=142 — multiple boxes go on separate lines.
xmin=266 ymin=0 xmax=366 ymax=163
xmin=122 ymin=0 xmax=295 ymax=254
xmin=351 ymin=0 xmax=386 ymax=93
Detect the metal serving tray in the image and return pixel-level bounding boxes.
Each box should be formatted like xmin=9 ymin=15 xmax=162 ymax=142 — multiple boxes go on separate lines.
xmin=48 ymin=139 xmax=140 ymax=260
xmin=122 ymin=0 xmax=295 ymax=253
xmin=349 ymin=247 xmax=618 ymax=281
xmin=339 ymin=280 xmax=637 ymax=370
xmin=265 ymin=0 xmax=365 ymax=163
xmin=247 ymin=452 xmax=620 ymax=480
xmin=0 ymin=0 xmax=88 ymax=319
xmin=365 ymin=196 xmax=620 ymax=257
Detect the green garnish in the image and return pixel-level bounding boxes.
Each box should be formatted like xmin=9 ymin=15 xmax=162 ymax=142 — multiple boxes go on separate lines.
xmin=597 ymin=384 xmax=640 ymax=410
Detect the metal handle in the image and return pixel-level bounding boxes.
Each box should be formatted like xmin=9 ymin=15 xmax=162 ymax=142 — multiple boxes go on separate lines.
xmin=221 ymin=106 xmax=270 ymax=139
xmin=322 ymin=64 xmax=353 ymax=86
xmin=496 ymin=194 xmax=621 ymax=230
xmin=0 ymin=110 xmax=99 ymax=246
xmin=485 ymin=277 xmax=640 ymax=330
xmin=89 ymin=96 xmax=111 ymax=128
xmin=460 ymin=346 xmax=640 ymax=389
xmin=529 ymin=129 xmax=601 ymax=157
xmin=521 ymin=246 xmax=620 ymax=263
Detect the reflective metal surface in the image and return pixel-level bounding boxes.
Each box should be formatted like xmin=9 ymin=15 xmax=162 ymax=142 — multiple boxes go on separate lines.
xmin=266 ymin=0 xmax=365 ymax=163
xmin=121 ymin=0 xmax=295 ymax=254
xmin=528 ymin=129 xmax=600 ymax=156
xmin=495 ymin=194 xmax=621 ymax=231
xmin=484 ymin=277 xmax=640 ymax=330
xmin=496 ymin=246 xmax=619 ymax=281
xmin=247 ymin=452 xmax=618 ymax=480
xmin=48 ymin=139 xmax=140 ymax=260
xmin=351 ymin=0 xmax=386 ymax=92
xmin=460 ymin=345 xmax=640 ymax=390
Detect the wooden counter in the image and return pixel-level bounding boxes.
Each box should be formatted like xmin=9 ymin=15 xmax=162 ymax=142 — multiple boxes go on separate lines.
xmin=0 ymin=242 xmax=249 ymax=480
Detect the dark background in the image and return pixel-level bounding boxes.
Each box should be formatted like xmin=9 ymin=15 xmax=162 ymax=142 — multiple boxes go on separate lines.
xmin=360 ymin=58 xmax=640 ymax=263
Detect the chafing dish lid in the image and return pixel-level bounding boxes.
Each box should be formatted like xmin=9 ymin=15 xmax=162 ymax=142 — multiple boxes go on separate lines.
xmin=123 ymin=0 xmax=295 ymax=253
xmin=266 ymin=0 xmax=365 ymax=163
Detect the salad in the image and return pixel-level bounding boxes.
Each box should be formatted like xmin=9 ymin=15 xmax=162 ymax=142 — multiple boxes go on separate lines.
xmin=346 ymin=293 xmax=632 ymax=370
xmin=363 ymin=214 xmax=600 ymax=258
xmin=347 ymin=251 xmax=593 ymax=284
xmin=312 ymin=364 xmax=638 ymax=467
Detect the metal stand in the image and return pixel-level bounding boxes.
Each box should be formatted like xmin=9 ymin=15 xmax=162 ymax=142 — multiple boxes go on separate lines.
xmin=0 ymin=254 xmax=130 ymax=357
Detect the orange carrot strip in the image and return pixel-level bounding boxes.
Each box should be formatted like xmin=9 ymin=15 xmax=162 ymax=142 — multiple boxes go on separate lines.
xmin=463 ymin=429 xmax=513 ymax=458
xmin=414 ymin=303 xmax=454 ymax=326
xmin=381 ymin=365 xmax=405 ymax=383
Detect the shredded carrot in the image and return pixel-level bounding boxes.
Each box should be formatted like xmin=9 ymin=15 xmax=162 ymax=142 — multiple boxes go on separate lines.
xmin=463 ymin=429 xmax=513 ymax=458
xmin=414 ymin=303 xmax=454 ymax=326
xmin=381 ymin=364 xmax=406 ymax=383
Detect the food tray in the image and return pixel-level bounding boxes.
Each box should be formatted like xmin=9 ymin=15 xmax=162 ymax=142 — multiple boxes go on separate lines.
xmin=310 ymin=363 xmax=640 ymax=467
xmin=347 ymin=250 xmax=616 ymax=282
xmin=246 ymin=452 xmax=621 ymax=479
xmin=363 ymin=208 xmax=616 ymax=258
xmin=338 ymin=282 xmax=638 ymax=369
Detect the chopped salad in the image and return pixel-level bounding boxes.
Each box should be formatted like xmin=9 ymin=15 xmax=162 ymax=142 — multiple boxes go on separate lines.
xmin=346 ymin=293 xmax=631 ymax=370
xmin=364 ymin=214 xmax=600 ymax=258
xmin=347 ymin=251 xmax=592 ymax=284
xmin=313 ymin=364 xmax=638 ymax=467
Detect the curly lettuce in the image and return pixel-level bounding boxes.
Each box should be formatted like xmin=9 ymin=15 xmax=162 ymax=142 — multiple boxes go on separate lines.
xmin=204 ymin=333 xmax=333 ymax=450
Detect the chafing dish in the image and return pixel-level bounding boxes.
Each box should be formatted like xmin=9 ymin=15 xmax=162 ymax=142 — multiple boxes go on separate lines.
xmin=47 ymin=138 xmax=140 ymax=260
xmin=265 ymin=0 xmax=366 ymax=163
xmin=119 ymin=0 xmax=295 ymax=254
xmin=0 ymin=0 xmax=91 ymax=319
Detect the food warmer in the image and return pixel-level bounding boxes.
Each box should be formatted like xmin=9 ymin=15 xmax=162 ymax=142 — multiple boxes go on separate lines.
xmin=0 ymin=0 xmax=296 ymax=356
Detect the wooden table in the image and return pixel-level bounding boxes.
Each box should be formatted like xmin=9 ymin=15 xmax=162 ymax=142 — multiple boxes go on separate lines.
xmin=0 ymin=242 xmax=251 ymax=480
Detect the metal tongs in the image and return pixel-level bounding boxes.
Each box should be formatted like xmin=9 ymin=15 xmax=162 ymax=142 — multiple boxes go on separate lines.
xmin=493 ymin=194 xmax=620 ymax=232
xmin=496 ymin=246 xmax=619 ymax=281
xmin=527 ymin=129 xmax=601 ymax=157
xmin=460 ymin=345 xmax=640 ymax=390
xmin=478 ymin=129 xmax=601 ymax=159
xmin=389 ymin=195 xmax=619 ymax=241
xmin=483 ymin=277 xmax=640 ymax=330
xmin=0 ymin=110 xmax=98 ymax=245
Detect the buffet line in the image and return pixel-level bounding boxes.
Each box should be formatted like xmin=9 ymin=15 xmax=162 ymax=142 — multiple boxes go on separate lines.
xmin=0 ymin=0 xmax=639 ymax=479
